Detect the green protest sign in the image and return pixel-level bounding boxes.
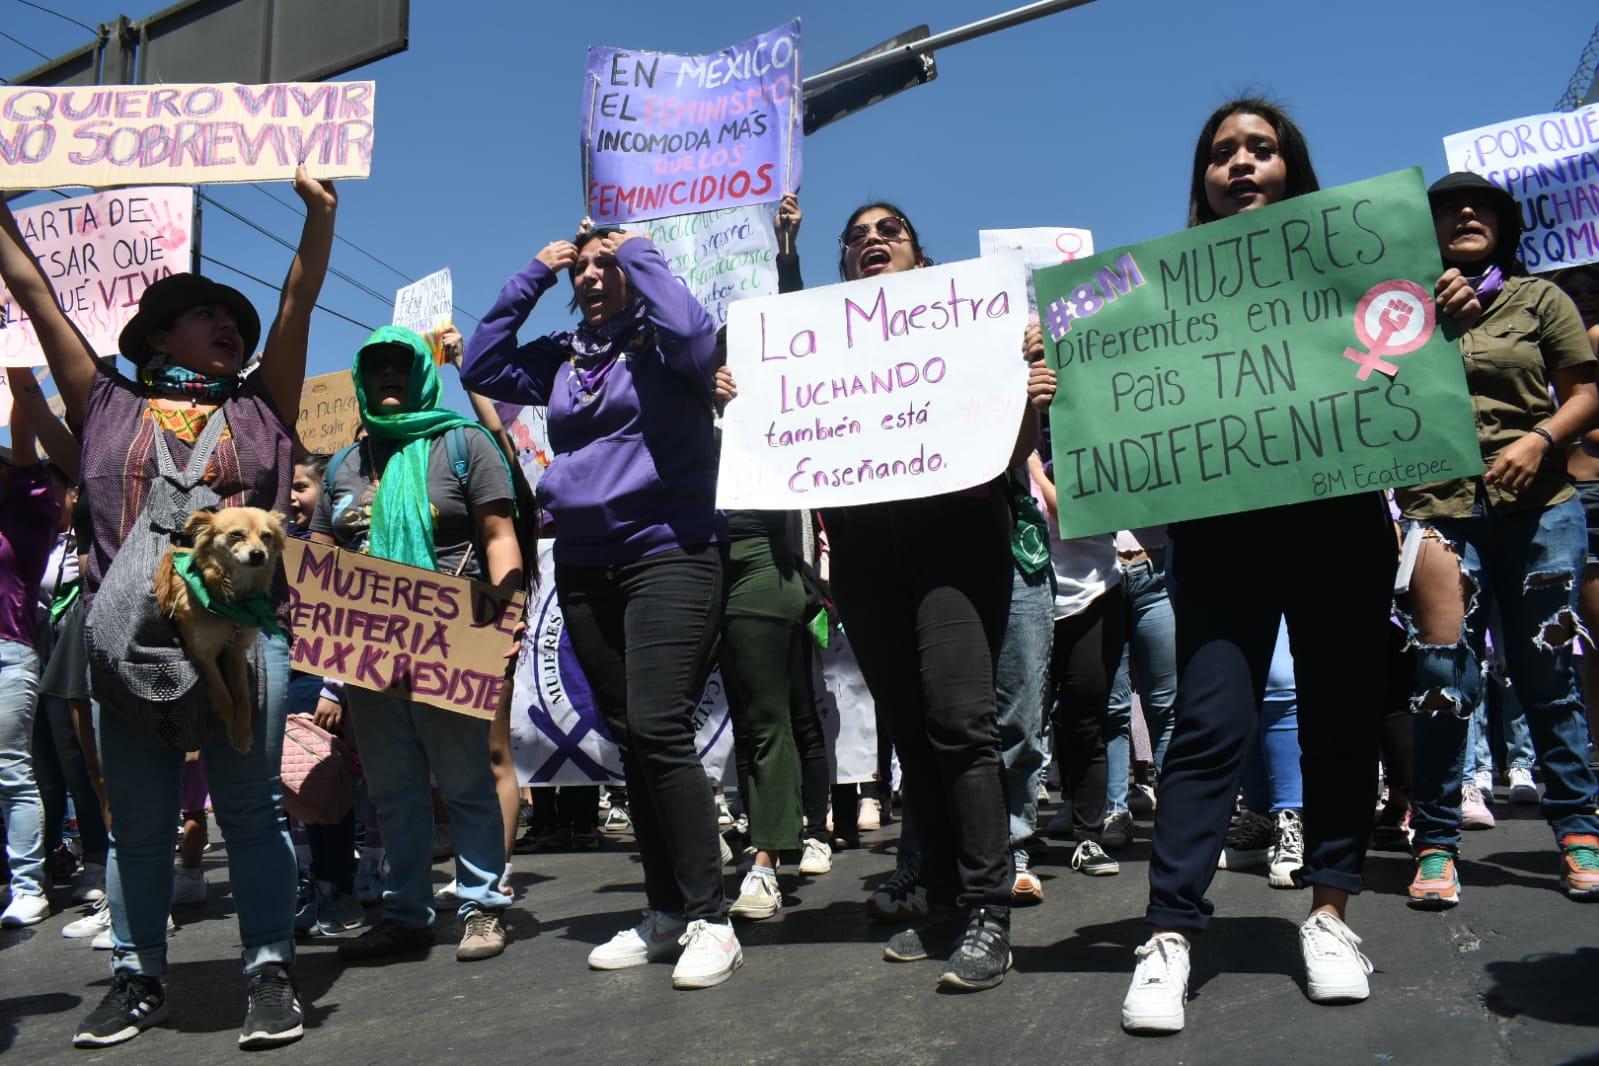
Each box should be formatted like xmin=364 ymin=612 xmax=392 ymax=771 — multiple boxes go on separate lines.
xmin=1033 ymin=167 xmax=1483 ymax=539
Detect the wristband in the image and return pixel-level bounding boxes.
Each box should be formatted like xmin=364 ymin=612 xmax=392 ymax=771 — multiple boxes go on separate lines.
xmin=1531 ymin=427 xmax=1556 ymax=449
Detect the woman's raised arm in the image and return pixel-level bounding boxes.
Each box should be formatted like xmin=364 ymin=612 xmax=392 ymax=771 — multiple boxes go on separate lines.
xmin=256 ymin=166 xmax=338 ymax=420
xmin=0 ymin=199 xmax=99 ymax=426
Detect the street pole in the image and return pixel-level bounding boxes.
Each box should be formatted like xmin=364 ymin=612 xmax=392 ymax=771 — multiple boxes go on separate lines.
xmin=803 ymin=0 xmax=1100 ymax=94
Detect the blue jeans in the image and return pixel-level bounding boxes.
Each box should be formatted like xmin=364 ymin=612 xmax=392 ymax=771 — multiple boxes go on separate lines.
xmin=1407 ymin=497 xmax=1599 ymax=849
xmin=0 ymin=638 xmax=44 ymax=898
xmin=347 ymin=689 xmax=508 ymax=926
xmin=995 ymin=565 xmax=1054 ymax=846
xmin=1106 ymin=557 xmax=1177 ymax=813
xmin=98 ymin=633 xmax=296 ymax=978
xmin=1464 ymin=613 xmax=1536 ymax=782
xmin=1241 ymin=618 xmax=1304 ymax=812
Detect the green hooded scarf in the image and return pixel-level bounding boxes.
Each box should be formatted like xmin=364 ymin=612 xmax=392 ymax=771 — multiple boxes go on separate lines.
xmin=353 ymin=325 xmax=511 ymax=572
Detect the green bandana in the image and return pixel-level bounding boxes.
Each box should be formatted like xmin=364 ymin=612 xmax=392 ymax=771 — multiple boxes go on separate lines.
xmin=48 ymin=579 xmax=80 ymax=623
xmin=807 ymin=606 xmax=832 ymax=650
xmin=1010 ymin=492 xmax=1052 ymax=576
xmin=353 ymin=325 xmax=511 ymax=572
xmin=170 ymin=552 xmax=285 ymax=638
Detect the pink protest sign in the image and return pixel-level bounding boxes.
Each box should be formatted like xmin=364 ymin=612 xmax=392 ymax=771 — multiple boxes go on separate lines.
xmin=0 ymin=186 xmax=194 ymax=367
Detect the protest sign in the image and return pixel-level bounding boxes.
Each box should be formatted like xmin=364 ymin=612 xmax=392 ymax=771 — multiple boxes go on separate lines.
xmin=0 ymin=82 xmax=375 ymax=190
xmin=295 ymin=370 xmax=359 ymax=454
xmin=1033 ymin=168 xmax=1483 ymax=539
xmin=392 ymin=268 xmax=452 ymax=363
xmin=1443 ymin=104 xmax=1599 ymax=271
xmin=1 ymin=187 xmax=193 ymax=367
xmin=642 ymin=203 xmax=779 ymax=326
xmin=582 ymin=20 xmax=801 ymax=225
xmin=282 ymin=539 xmax=525 ymax=721
xmin=979 ymin=226 xmax=1095 ymax=310
xmin=508 ymin=542 xmax=733 ymax=786
xmin=716 ymin=254 xmax=1030 ymax=509
xmin=498 ymin=401 xmax=553 ymax=500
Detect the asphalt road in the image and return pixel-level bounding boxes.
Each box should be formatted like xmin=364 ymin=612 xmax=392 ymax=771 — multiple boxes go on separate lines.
xmin=4 ymin=788 xmax=1597 ymax=1065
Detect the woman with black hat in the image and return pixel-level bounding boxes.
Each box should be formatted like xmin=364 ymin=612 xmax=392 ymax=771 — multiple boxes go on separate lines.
xmin=1398 ymin=171 xmax=1599 ymax=909
xmin=462 ymin=222 xmax=738 ymax=989
xmin=0 ymin=165 xmax=336 ymax=1050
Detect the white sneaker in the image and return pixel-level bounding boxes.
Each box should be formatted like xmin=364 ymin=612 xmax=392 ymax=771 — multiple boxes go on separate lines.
xmin=1508 ymin=767 xmax=1540 ymax=805
xmin=671 ymin=919 xmax=743 ymax=989
xmin=71 ymin=862 xmax=107 ymax=904
xmin=602 ymin=806 xmax=632 ymax=833
xmin=434 ymin=878 xmax=459 ymax=903
xmin=715 ymin=795 xmax=734 ymax=828
xmin=63 ymin=897 xmax=112 ymax=938
xmin=92 ymin=912 xmax=176 ymax=949
xmin=587 ymin=909 xmax=687 ymax=970
xmin=1122 ymin=933 xmax=1190 ymax=1033
xmin=171 ymin=868 xmax=206 ymax=905
xmin=858 ymin=796 xmax=882 ymax=831
xmin=729 ymin=870 xmax=782 ymax=920
xmin=1300 ymin=911 xmax=1373 ymax=1003
xmin=718 ymin=834 xmax=734 ymax=867
xmin=1473 ymin=768 xmax=1495 ymax=794
xmin=798 ymin=837 xmax=832 ymax=876
xmin=1 ymin=892 xmax=50 ymax=927
xmin=1268 ymin=809 xmax=1305 ymax=889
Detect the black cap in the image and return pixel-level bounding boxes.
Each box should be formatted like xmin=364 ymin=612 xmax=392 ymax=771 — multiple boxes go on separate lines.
xmin=118 ymin=272 xmax=261 ymax=366
xmin=1427 ymin=171 xmax=1523 ymax=261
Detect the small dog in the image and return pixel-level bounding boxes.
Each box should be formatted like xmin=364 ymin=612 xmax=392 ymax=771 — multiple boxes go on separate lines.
xmin=154 ymin=507 xmax=287 ymax=753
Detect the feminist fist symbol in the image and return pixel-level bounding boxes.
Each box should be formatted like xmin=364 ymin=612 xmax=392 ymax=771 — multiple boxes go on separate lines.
xmin=1343 ymin=280 xmax=1435 ymax=381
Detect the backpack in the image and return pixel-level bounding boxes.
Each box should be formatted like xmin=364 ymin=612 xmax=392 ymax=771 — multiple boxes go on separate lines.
xmin=326 ymin=426 xmax=540 ymax=587
xmin=84 ymin=406 xmax=265 ymax=751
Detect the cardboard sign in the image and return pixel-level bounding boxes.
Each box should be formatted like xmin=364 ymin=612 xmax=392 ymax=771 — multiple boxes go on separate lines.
xmin=1033 ymin=168 xmax=1484 ymax=538
xmin=978 ymin=226 xmax=1095 ymax=310
xmin=508 ymin=541 xmax=733 ymax=786
xmin=642 ymin=203 xmax=779 ymax=326
xmin=283 ymin=538 xmax=525 ymax=721
xmin=716 ymin=253 xmax=1030 ymax=509
xmin=0 ymin=81 xmax=375 ymax=189
xmin=582 ymin=20 xmax=802 ymax=224
xmin=1442 ymin=104 xmax=1599 ymax=271
xmin=1 ymin=187 xmax=194 ymax=367
xmin=294 ymin=370 xmax=359 ymax=455
xmin=392 ymin=267 xmax=452 ymax=363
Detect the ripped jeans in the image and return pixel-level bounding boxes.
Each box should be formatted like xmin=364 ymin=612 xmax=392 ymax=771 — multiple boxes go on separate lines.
xmin=1406 ymin=496 xmax=1599 ymax=851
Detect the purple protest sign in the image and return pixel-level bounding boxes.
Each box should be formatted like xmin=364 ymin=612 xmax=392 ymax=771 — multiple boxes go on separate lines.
xmin=581 ymin=19 xmax=802 ymax=226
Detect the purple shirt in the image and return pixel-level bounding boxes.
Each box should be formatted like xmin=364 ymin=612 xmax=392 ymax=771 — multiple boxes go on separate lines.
xmin=0 ymin=464 xmax=62 ymax=647
xmin=462 ymin=238 xmax=720 ymax=566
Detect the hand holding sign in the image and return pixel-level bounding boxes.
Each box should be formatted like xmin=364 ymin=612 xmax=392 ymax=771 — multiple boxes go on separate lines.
xmin=293 ymin=164 xmax=337 ymax=215
xmin=1434 ymin=268 xmax=1483 ymax=330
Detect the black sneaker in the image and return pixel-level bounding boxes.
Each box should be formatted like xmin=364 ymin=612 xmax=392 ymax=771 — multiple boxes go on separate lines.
xmin=336 ymin=919 xmax=434 ymax=962
xmin=939 ymin=907 xmax=1013 ymax=991
xmin=73 ymin=973 xmax=168 ymax=1048
xmin=239 ymin=963 xmax=303 ymax=1049
xmin=1218 ymin=803 xmax=1272 ymax=870
xmin=882 ymin=907 xmax=963 ymax=962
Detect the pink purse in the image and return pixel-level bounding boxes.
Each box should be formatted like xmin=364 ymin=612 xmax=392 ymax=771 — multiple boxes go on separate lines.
xmin=280 ymin=716 xmax=354 ymax=825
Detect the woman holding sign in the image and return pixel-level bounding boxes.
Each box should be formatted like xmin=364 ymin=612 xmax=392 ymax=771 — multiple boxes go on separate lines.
xmin=0 ymin=166 xmax=334 ymax=1050
xmin=1399 ymin=173 xmax=1599 ymax=908
xmin=1079 ymin=99 xmax=1401 ymax=1034
xmin=463 ymin=224 xmax=739 ymax=990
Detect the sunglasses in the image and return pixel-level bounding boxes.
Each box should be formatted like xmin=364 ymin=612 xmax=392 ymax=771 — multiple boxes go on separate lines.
xmin=362 ymin=347 xmax=412 ymax=376
xmin=840 ymin=216 xmax=910 ymax=248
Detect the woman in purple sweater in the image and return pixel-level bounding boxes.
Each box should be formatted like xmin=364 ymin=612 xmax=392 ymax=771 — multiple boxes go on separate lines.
xmin=463 ymin=226 xmax=737 ymax=989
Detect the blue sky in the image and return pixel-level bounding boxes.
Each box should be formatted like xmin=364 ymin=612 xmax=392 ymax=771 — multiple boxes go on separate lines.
xmin=1 ymin=0 xmax=1594 ymax=431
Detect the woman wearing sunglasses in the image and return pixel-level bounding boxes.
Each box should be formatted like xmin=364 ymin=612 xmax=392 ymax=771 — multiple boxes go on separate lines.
xmin=720 ymin=203 xmax=1052 ymax=991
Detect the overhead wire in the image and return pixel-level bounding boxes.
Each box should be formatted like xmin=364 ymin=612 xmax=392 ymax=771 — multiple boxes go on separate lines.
xmin=12 ymin=0 xmax=98 ymax=34
xmin=0 ymin=27 xmax=52 ymax=62
xmin=198 ymin=190 xmax=396 ymax=308
xmin=199 ymin=254 xmax=375 ymax=332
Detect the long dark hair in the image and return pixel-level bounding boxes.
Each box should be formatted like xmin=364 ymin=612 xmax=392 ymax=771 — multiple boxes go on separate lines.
xmin=837 ymin=202 xmax=931 ymax=280
xmin=1187 ymin=97 xmax=1319 ymax=228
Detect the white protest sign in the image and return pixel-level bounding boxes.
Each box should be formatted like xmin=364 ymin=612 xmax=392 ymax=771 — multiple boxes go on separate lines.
xmin=1 ymin=187 xmax=194 ymax=367
xmin=0 ymin=81 xmax=375 ymax=189
xmin=717 ymin=254 xmax=1030 ymax=509
xmin=642 ymin=204 xmax=780 ymax=327
xmin=1442 ymin=104 xmax=1599 ymax=271
xmin=392 ymin=267 xmax=452 ymax=360
xmin=509 ymin=542 xmax=734 ymax=787
xmin=979 ymin=226 xmax=1094 ymax=310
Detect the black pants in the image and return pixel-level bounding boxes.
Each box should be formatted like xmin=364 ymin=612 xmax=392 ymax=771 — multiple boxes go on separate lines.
xmin=824 ymin=491 xmax=1013 ymax=907
xmin=1146 ymin=494 xmax=1394 ymax=932
xmin=1048 ymin=584 xmax=1127 ymax=840
xmin=557 ymin=546 xmax=726 ymax=921
xmin=532 ymin=786 xmax=599 ymax=832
